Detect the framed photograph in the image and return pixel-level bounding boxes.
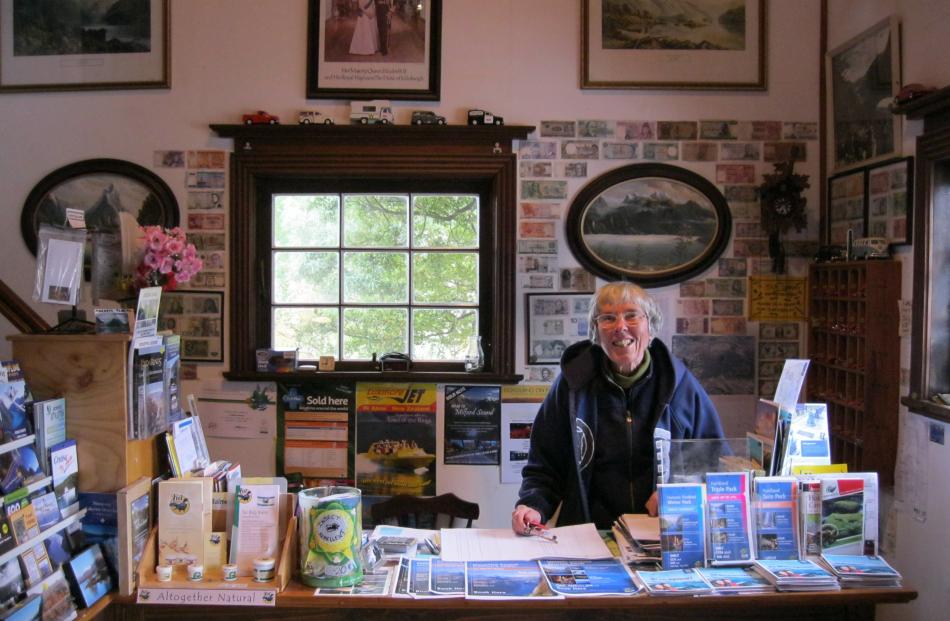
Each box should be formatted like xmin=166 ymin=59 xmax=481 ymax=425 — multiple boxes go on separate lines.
xmin=0 ymin=0 xmax=170 ymax=93
xmin=581 ymin=0 xmax=767 ymax=90
xmin=20 ymin=158 xmax=180 ymax=256
xmin=826 ymin=168 xmax=866 ymax=245
xmin=866 ymin=156 xmax=913 ymax=245
xmin=525 ymin=292 xmax=594 ymax=365
xmin=64 ymin=543 xmax=113 ymax=609
xmin=306 ymin=0 xmax=442 ymax=100
xmin=116 ymin=476 xmax=151 ymax=596
xmin=565 ymin=163 xmax=731 ymax=287
xmin=826 ymin=16 xmax=902 ymax=172
xmin=158 ymin=291 xmax=224 ymax=362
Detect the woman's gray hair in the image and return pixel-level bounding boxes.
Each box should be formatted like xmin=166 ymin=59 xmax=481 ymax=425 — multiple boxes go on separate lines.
xmin=587 ymin=281 xmax=663 ymax=344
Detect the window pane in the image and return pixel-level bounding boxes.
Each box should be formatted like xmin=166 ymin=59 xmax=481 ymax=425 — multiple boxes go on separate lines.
xmin=412 ymin=195 xmax=479 ymax=248
xmin=273 ymin=252 xmax=339 ymax=303
xmin=343 ymin=252 xmax=408 ymax=303
xmin=273 ymin=195 xmax=339 ymax=247
xmin=412 ymin=308 xmax=477 ymax=360
xmin=412 ymin=252 xmax=478 ymax=304
xmin=273 ymin=307 xmax=339 ymax=359
xmin=342 ymin=307 xmax=407 ymax=359
xmin=343 ymin=194 xmax=408 ymax=247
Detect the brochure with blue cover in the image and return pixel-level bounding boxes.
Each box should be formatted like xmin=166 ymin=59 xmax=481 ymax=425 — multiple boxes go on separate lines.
xmin=539 ymin=558 xmax=640 ymax=596
xmin=697 ymin=566 xmax=774 ymax=593
xmin=635 ymin=568 xmax=712 ymax=596
xmin=782 ymin=403 xmax=831 ymax=473
xmin=705 ymin=472 xmax=754 ymax=565
xmin=753 ymin=476 xmax=799 ymax=560
xmin=821 ymin=554 xmax=899 ymax=577
xmin=658 ymin=483 xmax=706 ymax=569
xmin=464 ymin=560 xmax=560 ymax=599
xmin=429 ymin=559 xmax=466 ymax=596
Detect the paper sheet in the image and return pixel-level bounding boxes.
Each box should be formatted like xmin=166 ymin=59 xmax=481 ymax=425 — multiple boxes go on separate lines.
xmin=439 ymin=523 xmax=611 ymax=562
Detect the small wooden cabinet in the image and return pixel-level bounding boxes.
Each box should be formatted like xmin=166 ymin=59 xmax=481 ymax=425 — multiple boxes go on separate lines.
xmin=806 ymin=261 xmax=900 ymax=485
xmin=7 ymin=333 xmax=157 ymax=493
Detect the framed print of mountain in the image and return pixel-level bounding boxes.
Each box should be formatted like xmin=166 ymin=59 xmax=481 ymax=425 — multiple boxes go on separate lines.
xmin=0 ymin=0 xmax=170 ymax=92
xmin=826 ymin=16 xmax=902 ymax=172
xmin=581 ymin=0 xmax=767 ymax=90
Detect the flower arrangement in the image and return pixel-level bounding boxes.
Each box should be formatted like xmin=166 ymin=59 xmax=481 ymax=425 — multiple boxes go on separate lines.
xmin=132 ymin=226 xmax=203 ymax=292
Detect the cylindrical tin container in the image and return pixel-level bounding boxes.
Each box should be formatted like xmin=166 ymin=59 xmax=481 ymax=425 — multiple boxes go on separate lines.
xmin=298 ymin=486 xmax=363 ymax=587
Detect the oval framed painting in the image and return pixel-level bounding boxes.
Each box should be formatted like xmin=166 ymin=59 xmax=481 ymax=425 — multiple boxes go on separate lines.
xmin=20 ymin=158 xmax=180 ymax=256
xmin=565 ymin=163 xmax=731 ymax=288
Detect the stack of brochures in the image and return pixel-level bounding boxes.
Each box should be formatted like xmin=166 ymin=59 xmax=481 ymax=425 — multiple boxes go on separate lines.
xmin=612 ymin=514 xmax=661 ymax=567
xmin=635 ymin=568 xmax=712 ymax=596
xmin=753 ymin=559 xmax=840 ymax=591
xmin=820 ymin=554 xmax=902 ymax=588
xmin=539 ymin=558 xmax=641 ymax=597
xmin=696 ymin=567 xmax=774 ymax=594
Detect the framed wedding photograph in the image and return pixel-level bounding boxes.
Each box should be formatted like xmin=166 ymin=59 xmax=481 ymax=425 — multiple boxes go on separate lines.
xmin=581 ymin=0 xmax=767 ymax=90
xmin=306 ymin=0 xmax=442 ymax=100
xmin=0 ymin=0 xmax=170 ymax=93
xmin=525 ymin=292 xmax=594 ymax=365
xmin=826 ymin=16 xmax=902 ymax=172
xmin=565 ymin=163 xmax=731 ymax=287
xmin=158 ymin=291 xmax=224 ymax=362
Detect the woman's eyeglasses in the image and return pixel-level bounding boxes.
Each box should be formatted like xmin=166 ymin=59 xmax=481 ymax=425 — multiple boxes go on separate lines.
xmin=593 ymin=311 xmax=647 ymax=327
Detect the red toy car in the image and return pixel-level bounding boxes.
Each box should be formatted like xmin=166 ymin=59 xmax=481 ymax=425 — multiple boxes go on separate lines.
xmin=242 ymin=110 xmax=280 ymax=125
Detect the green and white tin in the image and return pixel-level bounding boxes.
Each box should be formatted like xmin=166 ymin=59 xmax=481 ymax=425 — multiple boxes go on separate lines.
xmin=298 ymin=486 xmax=363 ymax=587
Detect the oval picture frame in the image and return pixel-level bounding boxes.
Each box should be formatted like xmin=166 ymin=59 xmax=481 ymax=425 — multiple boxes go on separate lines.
xmin=565 ymin=163 xmax=731 ymax=288
xmin=20 ymin=158 xmax=180 ymax=256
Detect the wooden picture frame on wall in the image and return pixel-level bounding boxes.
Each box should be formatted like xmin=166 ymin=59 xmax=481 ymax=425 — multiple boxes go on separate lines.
xmin=0 ymin=0 xmax=170 ymax=92
xmin=826 ymin=16 xmax=902 ymax=172
xmin=581 ymin=0 xmax=768 ymax=90
xmin=158 ymin=291 xmax=224 ymax=363
xmin=306 ymin=0 xmax=442 ymax=100
xmin=866 ymin=156 xmax=913 ymax=246
xmin=825 ymin=168 xmax=867 ymax=246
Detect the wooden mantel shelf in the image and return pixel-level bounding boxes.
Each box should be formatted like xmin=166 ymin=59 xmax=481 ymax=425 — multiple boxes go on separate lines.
xmin=210 ymin=123 xmax=535 ymax=154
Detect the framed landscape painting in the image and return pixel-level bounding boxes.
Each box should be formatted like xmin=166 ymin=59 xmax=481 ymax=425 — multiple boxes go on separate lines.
xmin=581 ymin=0 xmax=767 ymax=90
xmin=306 ymin=0 xmax=441 ymax=100
xmin=0 ymin=0 xmax=170 ymax=92
xmin=826 ymin=16 xmax=902 ymax=172
xmin=565 ymin=163 xmax=731 ymax=287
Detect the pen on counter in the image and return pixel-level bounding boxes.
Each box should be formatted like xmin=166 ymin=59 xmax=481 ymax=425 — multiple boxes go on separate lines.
xmin=527 ymin=521 xmax=558 ymax=543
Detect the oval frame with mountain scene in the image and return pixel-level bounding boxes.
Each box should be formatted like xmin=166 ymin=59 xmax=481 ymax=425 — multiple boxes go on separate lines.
xmin=566 ymin=163 xmax=731 ymax=288
xmin=20 ymin=158 xmax=179 ymax=256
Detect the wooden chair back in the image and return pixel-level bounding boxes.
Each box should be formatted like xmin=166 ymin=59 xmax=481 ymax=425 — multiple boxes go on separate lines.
xmin=370 ymin=492 xmax=480 ymax=529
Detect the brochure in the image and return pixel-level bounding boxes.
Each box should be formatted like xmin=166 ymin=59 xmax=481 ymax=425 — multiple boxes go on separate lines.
xmin=49 ymin=440 xmax=79 ymax=517
xmin=39 ymin=237 xmax=83 ymax=306
xmin=705 ymin=472 xmax=754 ymax=565
xmin=658 ymin=483 xmax=707 ymax=569
xmin=772 ymin=358 xmax=810 ymax=414
xmin=820 ymin=554 xmax=901 ymax=587
xmin=464 ymin=560 xmax=560 ymax=599
xmin=539 ymin=558 xmax=640 ymax=596
xmin=428 ymin=559 xmax=466 ymax=596
xmin=229 ymin=483 xmax=281 ymax=576
xmin=753 ymin=476 xmax=799 ymax=560
xmin=812 ymin=472 xmax=878 ymax=555
xmin=800 ymin=480 xmax=822 ymax=556
xmin=635 ymin=568 xmax=712 ymax=596
xmin=819 ymin=477 xmax=867 ymax=555
xmin=753 ymin=559 xmax=839 ymax=591
xmin=32 ymin=397 xmax=66 ymax=475
xmin=157 ymin=478 xmax=212 ymax=567
xmin=0 ymin=377 xmax=33 ymax=443
xmin=782 ymin=403 xmax=831 ymax=474
xmin=697 ymin=566 xmax=774 ymax=593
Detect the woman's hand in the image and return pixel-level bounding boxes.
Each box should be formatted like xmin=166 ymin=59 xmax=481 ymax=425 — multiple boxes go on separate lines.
xmin=511 ymin=504 xmax=543 ymax=535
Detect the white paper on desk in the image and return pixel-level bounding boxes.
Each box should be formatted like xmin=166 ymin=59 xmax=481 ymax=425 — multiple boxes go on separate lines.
xmin=439 ymin=523 xmax=612 ymax=562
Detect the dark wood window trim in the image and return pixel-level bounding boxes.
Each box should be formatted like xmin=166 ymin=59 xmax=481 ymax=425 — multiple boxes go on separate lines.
xmin=210 ymin=124 xmax=534 ymax=383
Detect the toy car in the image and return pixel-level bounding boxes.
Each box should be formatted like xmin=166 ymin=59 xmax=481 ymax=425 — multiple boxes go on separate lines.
xmin=242 ymin=110 xmax=280 ymax=125
xmin=467 ymin=109 xmax=504 ymax=126
xmin=298 ymin=111 xmax=334 ymax=125
xmin=411 ymin=111 xmax=446 ymax=125
xmin=350 ymin=100 xmax=394 ymax=125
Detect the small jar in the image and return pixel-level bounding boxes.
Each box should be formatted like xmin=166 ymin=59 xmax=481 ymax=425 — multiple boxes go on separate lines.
xmin=156 ymin=564 xmax=173 ymax=582
xmin=252 ymin=557 xmax=275 ymax=582
xmin=187 ymin=563 xmax=204 ymax=582
xmin=222 ymin=563 xmax=238 ymax=581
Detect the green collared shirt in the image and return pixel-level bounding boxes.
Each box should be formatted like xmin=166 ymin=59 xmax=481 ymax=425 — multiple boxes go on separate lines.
xmin=609 ymin=348 xmax=652 ymax=388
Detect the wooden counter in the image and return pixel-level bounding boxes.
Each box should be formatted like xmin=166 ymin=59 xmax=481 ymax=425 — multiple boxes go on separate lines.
xmin=109 ymin=582 xmax=917 ymax=621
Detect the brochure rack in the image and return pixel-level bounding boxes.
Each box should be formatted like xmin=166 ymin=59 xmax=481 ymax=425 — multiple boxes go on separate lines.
xmin=806 ymin=261 xmax=900 ymax=484
xmin=8 ymin=334 xmax=156 ymax=492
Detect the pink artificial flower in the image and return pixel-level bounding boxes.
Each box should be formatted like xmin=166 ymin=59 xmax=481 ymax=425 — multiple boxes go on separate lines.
xmin=159 ymin=257 xmax=175 ymax=274
xmin=166 ymin=237 xmax=185 ymax=255
xmin=143 ymin=251 xmax=162 ymax=269
xmin=145 ymin=227 xmax=166 ymax=251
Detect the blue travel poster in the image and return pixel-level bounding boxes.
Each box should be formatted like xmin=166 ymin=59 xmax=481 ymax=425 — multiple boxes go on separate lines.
xmin=465 ymin=561 xmax=554 ymax=599
xmin=539 ymin=559 xmax=639 ymax=596
xmin=429 ymin=559 xmax=466 ymax=595
xmin=706 ymin=472 xmax=753 ymax=563
xmin=754 ymin=478 xmax=799 ymax=560
xmin=658 ymin=484 xmax=706 ymax=569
